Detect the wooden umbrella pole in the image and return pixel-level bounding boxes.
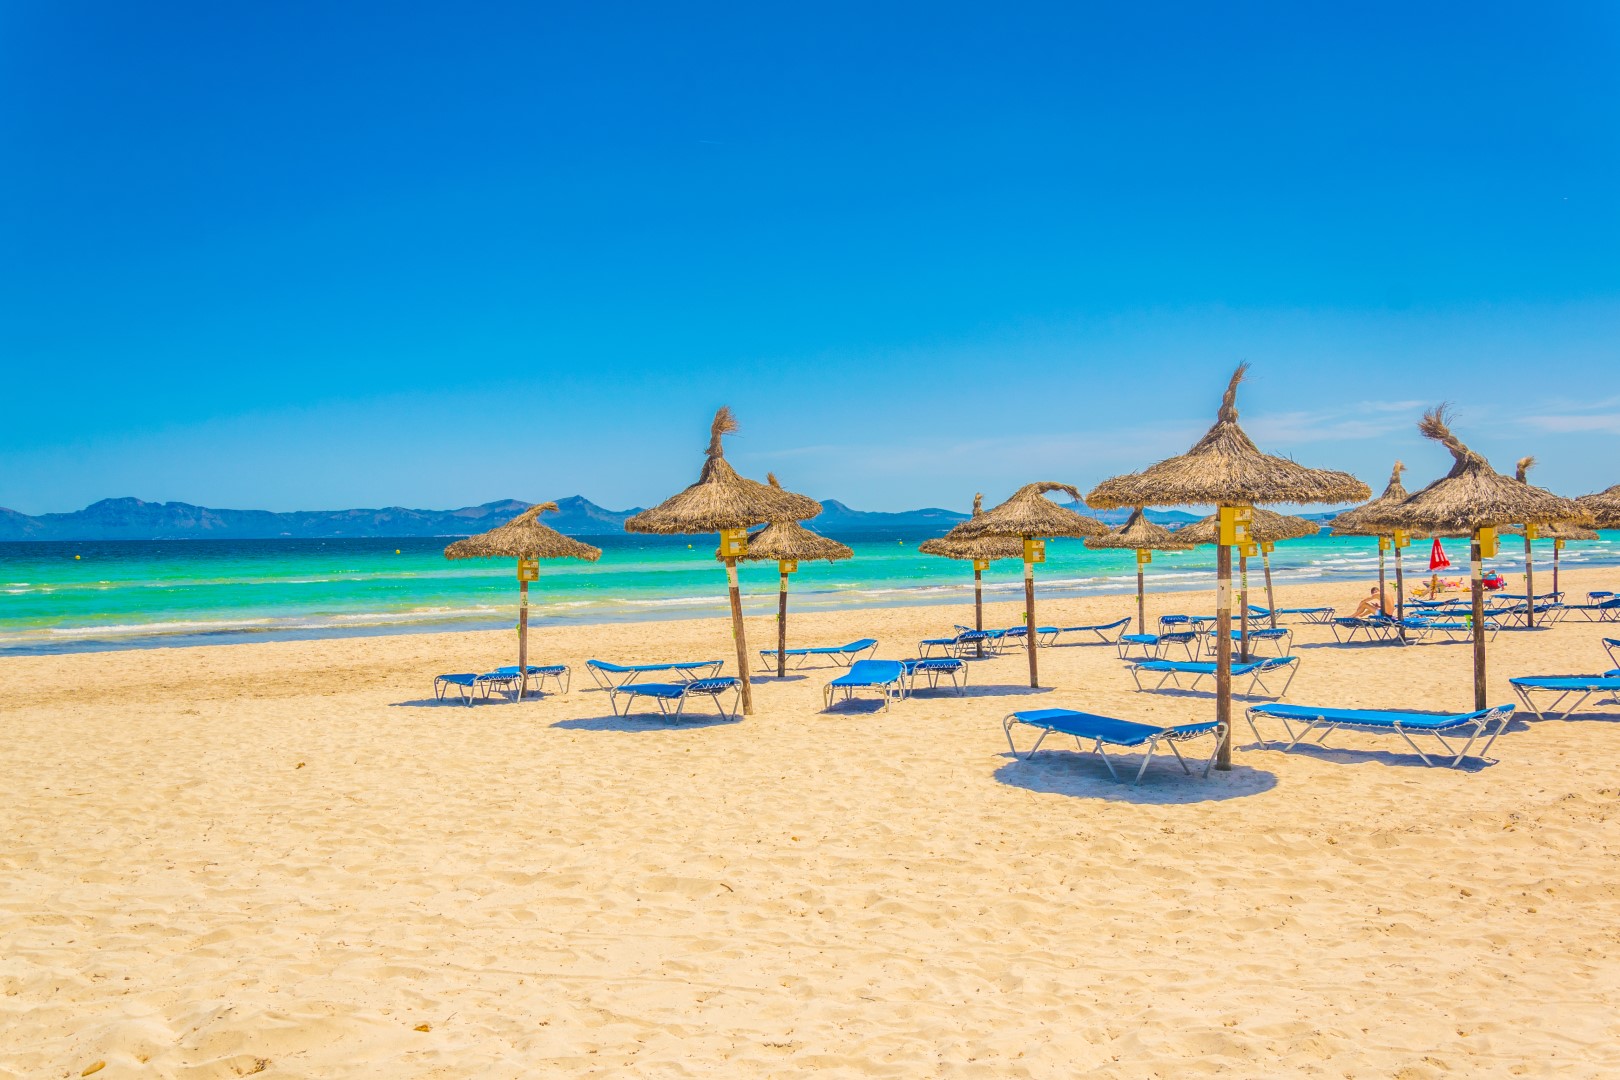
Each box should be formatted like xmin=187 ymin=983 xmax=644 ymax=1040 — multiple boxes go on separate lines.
xmin=518 ymin=576 xmax=530 ymax=696
xmin=1215 ymin=542 xmax=1233 ymax=770
xmin=1136 ymin=563 xmax=1146 ymax=634
xmin=1378 ymin=546 xmax=1387 ymax=612
xmin=725 ymin=556 xmax=754 ymax=715
xmin=1238 ymin=553 xmax=1250 ymax=664
xmin=1394 ymin=544 xmax=1407 ymax=642
xmin=1024 ymin=556 xmax=1039 ymax=689
xmin=974 ymin=567 xmax=985 ymax=659
xmin=777 ymin=566 xmax=789 ymax=679
xmin=1470 ymin=533 xmax=1487 ymax=713
xmin=1523 ymin=533 xmax=1536 ymax=630
xmin=1552 ymin=544 xmax=1560 ymax=598
xmin=1262 ymin=551 xmax=1277 ymax=629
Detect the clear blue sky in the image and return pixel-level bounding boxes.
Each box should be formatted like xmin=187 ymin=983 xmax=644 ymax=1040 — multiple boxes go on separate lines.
xmin=2 ymin=2 xmax=1616 ymax=515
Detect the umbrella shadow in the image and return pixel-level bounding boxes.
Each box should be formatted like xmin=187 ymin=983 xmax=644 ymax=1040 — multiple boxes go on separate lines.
xmin=1128 ymin=687 xmax=1287 ymax=703
xmin=388 ymin=696 xmax=542 ymax=709
xmin=1243 ymin=740 xmax=1498 ymax=772
xmin=552 ymin=712 xmax=742 ymax=733
xmin=993 ymin=752 xmax=1277 ymax=804
xmin=949 ymin=684 xmax=1057 ymax=699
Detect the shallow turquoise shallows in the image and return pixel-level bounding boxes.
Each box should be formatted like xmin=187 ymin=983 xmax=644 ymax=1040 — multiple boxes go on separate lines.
xmin=2 ymin=532 xmax=1615 ymax=655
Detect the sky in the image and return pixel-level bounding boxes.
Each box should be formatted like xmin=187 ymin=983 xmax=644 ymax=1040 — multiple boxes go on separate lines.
xmin=2 ymin=1 xmax=1617 ymax=515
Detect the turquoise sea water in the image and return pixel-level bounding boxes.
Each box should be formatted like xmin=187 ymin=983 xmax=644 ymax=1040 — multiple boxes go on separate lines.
xmin=2 ymin=531 xmax=1617 ymax=655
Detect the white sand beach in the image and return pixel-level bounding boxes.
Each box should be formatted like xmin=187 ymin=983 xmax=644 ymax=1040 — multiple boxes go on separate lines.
xmin=4 ymin=571 xmax=1619 ymax=1077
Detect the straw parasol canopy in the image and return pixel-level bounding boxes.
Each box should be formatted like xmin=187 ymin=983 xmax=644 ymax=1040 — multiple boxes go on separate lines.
xmin=919 ymin=494 xmax=1025 ymax=562
xmin=950 ymin=483 xmax=1106 ymax=688
xmin=1499 ymin=458 xmax=1597 ymax=541
xmin=1083 ymin=507 xmax=1194 ymax=551
xmin=624 ymin=407 xmax=821 ymax=534
xmin=1330 ymin=461 xmax=1412 ymax=538
xmin=950 ymin=482 xmax=1108 ymax=542
xmin=444 ymin=502 xmax=603 ymax=687
xmin=1360 ymin=410 xmax=1589 ymax=537
xmin=445 ymin=502 xmax=604 ymax=562
xmin=1174 ymin=506 xmax=1319 ymax=546
xmin=739 ymin=475 xmax=853 ymax=565
xmin=1085 ymin=508 xmax=1194 ymax=634
xmin=1086 ymin=365 xmax=1371 ymax=511
xmin=1576 ymin=485 xmax=1620 ymax=530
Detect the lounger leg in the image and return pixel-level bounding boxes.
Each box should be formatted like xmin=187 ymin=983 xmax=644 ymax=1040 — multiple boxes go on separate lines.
xmin=1201 ymin=726 xmax=1225 ymax=776
xmin=1133 ymin=742 xmax=1157 ymax=784
xmin=1163 ymin=737 xmax=1191 ymax=775
xmin=1245 ymin=708 xmax=1270 ymax=749
xmin=1392 ymin=724 xmax=1438 ymax=767
xmin=1091 ymin=738 xmax=1121 ymax=781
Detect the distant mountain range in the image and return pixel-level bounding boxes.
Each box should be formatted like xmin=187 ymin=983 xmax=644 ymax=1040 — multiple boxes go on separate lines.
xmin=0 ymin=496 xmax=1242 ymax=541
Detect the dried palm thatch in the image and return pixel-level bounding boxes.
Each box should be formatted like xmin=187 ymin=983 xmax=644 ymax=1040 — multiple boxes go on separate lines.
xmin=624 ymin=408 xmax=821 ymax=534
xmin=444 ymin=502 xmax=604 ymax=562
xmin=1503 ymin=458 xmax=1597 ymax=615
xmin=1576 ymin=484 xmax=1620 ymax=530
xmin=1085 ymin=365 xmax=1371 ymax=510
xmin=1360 ymin=410 xmax=1590 ymax=536
xmin=1500 ymin=520 xmax=1599 ymax=541
xmin=1173 ymin=506 xmax=1320 ymax=545
xmin=949 ymin=483 xmax=1108 ymax=541
xmin=741 ymin=478 xmax=853 ymax=563
xmin=1330 ymin=461 xmax=1412 ymax=537
xmin=918 ymin=494 xmax=1025 ymax=562
xmin=1082 ymin=508 xmax=1194 ymax=552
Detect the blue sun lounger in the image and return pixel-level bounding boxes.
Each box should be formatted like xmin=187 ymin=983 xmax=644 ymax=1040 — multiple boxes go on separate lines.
xmin=758 ymin=638 xmax=878 ymax=670
xmin=493 ymin=663 xmax=571 ymax=696
xmin=1040 ymin=618 xmax=1132 ymax=646
xmin=1560 ymin=597 xmax=1620 ymax=623
xmin=1115 ymin=631 xmax=1199 ymax=661
xmin=1331 ymin=615 xmax=1400 ymax=643
xmin=1002 ymin=709 xmax=1225 ymax=784
xmin=1244 ymin=703 xmax=1515 ymax=768
xmin=1508 ymin=674 xmax=1620 ymax=721
xmin=433 ymin=671 xmax=521 ymax=706
xmin=1130 ymin=656 xmax=1298 ymax=699
xmin=823 ymin=659 xmax=909 ymax=712
xmin=608 ymin=677 xmax=742 ymax=721
xmin=1404 ymin=618 xmax=1500 ymax=643
xmin=919 ymin=628 xmax=1004 ymax=658
xmin=586 ymin=658 xmax=724 ymax=690
xmin=1607 ymin=639 xmax=1620 ymax=668
xmin=1256 ymin=606 xmax=1336 ymax=624
xmin=1202 ymin=626 xmax=1293 ymax=657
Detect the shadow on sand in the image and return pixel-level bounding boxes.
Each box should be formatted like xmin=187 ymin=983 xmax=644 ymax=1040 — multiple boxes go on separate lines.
xmin=994 ymin=751 xmax=1277 ymax=804
xmin=551 ymin=712 xmax=741 ymax=733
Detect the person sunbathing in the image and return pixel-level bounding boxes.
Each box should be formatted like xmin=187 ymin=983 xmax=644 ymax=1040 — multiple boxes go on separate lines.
xmin=1351 ymin=587 xmax=1391 ymax=619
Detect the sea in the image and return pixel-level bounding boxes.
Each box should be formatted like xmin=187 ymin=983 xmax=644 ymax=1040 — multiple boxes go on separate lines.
xmin=3 ymin=531 xmax=1617 ymax=656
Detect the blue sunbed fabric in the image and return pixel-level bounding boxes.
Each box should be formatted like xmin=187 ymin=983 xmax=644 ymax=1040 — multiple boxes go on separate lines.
xmin=608 ymin=677 xmax=741 ymax=720
xmin=492 ymin=663 xmax=570 ymax=696
xmin=586 ymin=658 xmax=724 ymax=689
xmin=1245 ymin=702 xmax=1514 ymax=767
xmin=434 ymin=671 xmax=520 ymax=706
xmin=900 ymin=657 xmax=968 ymax=693
xmin=1131 ymin=657 xmax=1298 ymax=698
xmin=1509 ymin=674 xmax=1620 ymax=720
xmin=1001 ymin=708 xmax=1225 ymax=784
xmin=824 ymin=659 xmax=909 ymax=711
xmin=758 ymin=638 xmax=879 ymax=670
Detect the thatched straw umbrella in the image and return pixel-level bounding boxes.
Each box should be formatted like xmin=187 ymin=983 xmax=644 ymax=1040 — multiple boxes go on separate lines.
xmin=1503 ymin=457 xmax=1602 ymax=608
xmin=1087 ymin=365 xmax=1369 ymax=770
xmin=919 ymin=494 xmax=1025 ymax=657
xmin=741 ymin=474 xmax=853 ymax=678
xmin=1576 ymin=485 xmax=1620 ymax=530
xmin=1361 ymin=407 xmax=1589 ymax=710
xmin=1083 ymin=508 xmax=1193 ymax=634
xmin=1177 ymin=507 xmax=1318 ymax=655
xmin=444 ymin=502 xmax=603 ymax=684
xmin=1331 ymin=461 xmax=1416 ymax=626
xmin=950 ymin=482 xmax=1107 ymax=688
xmin=625 ymin=408 xmax=822 ymax=715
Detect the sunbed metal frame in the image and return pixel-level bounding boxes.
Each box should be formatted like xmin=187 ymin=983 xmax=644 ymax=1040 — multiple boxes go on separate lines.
xmin=1002 ymin=709 xmax=1226 ymax=785
xmin=608 ymin=677 xmax=742 ymax=721
xmin=901 ymin=657 xmax=968 ymax=694
xmin=1129 ymin=656 xmax=1298 ymax=700
xmin=1115 ymin=631 xmax=1199 ymax=662
xmin=433 ymin=671 xmax=520 ymax=706
xmin=1201 ymin=626 xmax=1293 ymax=658
xmin=1244 ymin=703 xmax=1514 ymax=768
xmin=757 ymin=638 xmax=879 ymax=670
xmin=1509 ymin=675 xmax=1620 ymax=721
xmin=823 ymin=660 xmax=910 ymax=712
xmin=493 ymin=663 xmax=571 ymax=697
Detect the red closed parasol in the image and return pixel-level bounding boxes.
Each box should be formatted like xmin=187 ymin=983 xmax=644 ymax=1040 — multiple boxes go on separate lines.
xmin=1429 ymin=537 xmax=1451 ymax=571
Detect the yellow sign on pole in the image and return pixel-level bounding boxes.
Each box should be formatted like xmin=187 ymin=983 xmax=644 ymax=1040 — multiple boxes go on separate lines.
xmin=779 ymin=559 xmax=798 ymax=574
xmin=718 ymin=528 xmax=748 ymax=559
xmin=972 ymin=557 xmax=990 ymax=572
xmin=1554 ymin=538 xmax=1565 ymax=551
xmin=517 ymin=558 xmax=539 ymax=582
xmin=1261 ymin=540 xmax=1275 ymax=555
xmin=1477 ymin=526 xmax=1499 ymax=559
xmin=1239 ymin=541 xmax=1259 ymax=559
xmin=1136 ymin=549 xmax=1152 ymax=566
xmin=1525 ymin=524 xmax=1539 ymax=540
xmin=1023 ymin=538 xmax=1046 ymax=564
xmin=1218 ymin=506 xmax=1252 ymax=547
xmin=1378 ymin=536 xmax=1391 ymax=551
xmin=1392 ymin=528 xmax=1411 ymax=549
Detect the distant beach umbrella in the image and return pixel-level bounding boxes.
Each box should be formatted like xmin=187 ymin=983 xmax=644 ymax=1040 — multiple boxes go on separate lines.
xmin=624 ymin=407 xmax=821 ymax=715
xmin=1332 ymin=461 xmax=1419 ymax=629
xmin=1083 ymin=508 xmax=1193 ymax=634
xmin=444 ymin=502 xmax=603 ymax=687
xmin=1176 ymin=507 xmax=1317 ymax=654
xmin=1502 ymin=458 xmax=1600 ymax=604
xmin=741 ymin=474 xmax=853 ymax=679
xmin=951 ymin=482 xmax=1107 ymax=688
xmin=1360 ymin=407 xmax=1589 ymax=710
xmin=1576 ymin=484 xmax=1620 ymax=530
xmin=920 ymin=494 xmax=1025 ymax=656
xmin=1087 ymin=365 xmax=1370 ymax=770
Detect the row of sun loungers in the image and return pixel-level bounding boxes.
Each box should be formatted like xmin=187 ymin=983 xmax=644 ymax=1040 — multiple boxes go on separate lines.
xmin=433 ymin=664 xmax=571 ymax=705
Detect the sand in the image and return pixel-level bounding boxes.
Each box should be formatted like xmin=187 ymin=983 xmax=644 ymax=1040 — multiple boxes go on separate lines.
xmin=3 ymin=569 xmax=1619 ymax=1078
